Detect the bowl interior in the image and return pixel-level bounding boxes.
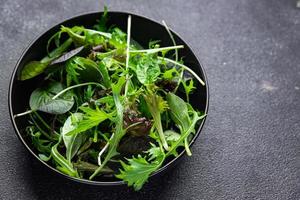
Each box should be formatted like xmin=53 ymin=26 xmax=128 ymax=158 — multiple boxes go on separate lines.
xmin=9 ymin=12 xmax=208 ymax=185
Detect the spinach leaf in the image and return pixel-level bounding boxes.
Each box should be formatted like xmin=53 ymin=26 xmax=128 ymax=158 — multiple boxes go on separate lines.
xmin=166 ymin=93 xmax=190 ymax=131
xmin=71 ymin=57 xmax=110 ymax=87
xmin=29 ymin=82 xmax=74 ymax=114
xmin=62 ymin=113 xmax=86 ymax=161
xmin=166 ymin=93 xmax=205 ymax=156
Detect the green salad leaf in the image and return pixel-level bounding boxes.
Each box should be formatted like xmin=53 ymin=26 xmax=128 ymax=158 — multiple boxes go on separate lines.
xmin=29 ymin=82 xmax=74 ymax=114
xmin=15 ymin=9 xmax=207 ymax=191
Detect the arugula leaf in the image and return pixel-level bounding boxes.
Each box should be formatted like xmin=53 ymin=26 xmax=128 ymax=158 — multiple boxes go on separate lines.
xmin=135 ymin=54 xmax=161 ymax=85
xmin=20 ymin=38 xmax=72 ymax=80
xmin=61 ymin=26 xmax=111 ymax=46
xmin=51 ymin=138 xmax=79 ymax=177
xmin=182 ymin=78 xmax=195 ymax=102
xmin=61 ymin=113 xmax=86 ymax=161
xmin=27 ymin=126 xmax=52 ymax=154
xmin=29 ymin=82 xmax=74 ymax=114
xmin=89 ymin=76 xmax=126 ymax=180
xmin=66 ymin=106 xmax=112 ymax=136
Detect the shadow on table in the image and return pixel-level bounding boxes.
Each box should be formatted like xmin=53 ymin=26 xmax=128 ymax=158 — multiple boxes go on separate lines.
xmin=23 ymin=155 xmax=177 ymax=200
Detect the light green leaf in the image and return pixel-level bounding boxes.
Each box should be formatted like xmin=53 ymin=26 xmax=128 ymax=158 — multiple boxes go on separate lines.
xmin=66 ymin=106 xmax=111 ymax=136
xmin=51 ymin=139 xmax=79 ymax=177
xmin=116 ymin=155 xmax=163 ymax=191
xmin=62 ymin=113 xmax=86 ymax=161
xmin=135 ymin=55 xmax=160 ymax=85
xmin=166 ymin=93 xmax=190 ymax=132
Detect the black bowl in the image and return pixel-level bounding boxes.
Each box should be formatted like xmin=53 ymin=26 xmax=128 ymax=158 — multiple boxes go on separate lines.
xmin=8 ymin=11 xmax=209 ymax=187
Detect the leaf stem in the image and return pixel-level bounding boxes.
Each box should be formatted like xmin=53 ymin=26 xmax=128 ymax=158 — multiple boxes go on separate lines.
xmin=162 ymin=20 xmax=178 ymax=61
xmin=159 ymin=57 xmax=205 ymax=86
xmin=124 ymin=15 xmax=132 ymax=97
xmin=52 ymin=82 xmax=104 ymax=100
xmin=33 ymin=111 xmax=59 ymax=137
xmin=130 ymin=45 xmax=184 ymax=54
xmin=14 ymin=110 xmax=33 ymax=118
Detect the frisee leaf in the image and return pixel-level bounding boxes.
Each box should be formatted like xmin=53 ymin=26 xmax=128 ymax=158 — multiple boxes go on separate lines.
xmin=135 ymin=54 xmax=161 ymax=85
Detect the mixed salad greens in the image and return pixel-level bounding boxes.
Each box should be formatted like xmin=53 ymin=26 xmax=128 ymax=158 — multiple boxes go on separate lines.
xmin=15 ymin=8 xmax=206 ymax=190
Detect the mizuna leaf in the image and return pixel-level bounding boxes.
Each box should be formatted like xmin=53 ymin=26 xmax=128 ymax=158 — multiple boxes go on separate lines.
xmin=116 ymin=155 xmax=163 ymax=191
xmin=65 ymin=107 xmax=112 ymax=136
xmin=89 ymin=77 xmax=126 ymax=180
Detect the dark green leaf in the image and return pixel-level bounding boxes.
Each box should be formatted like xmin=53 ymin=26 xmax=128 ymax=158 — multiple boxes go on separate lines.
xmin=20 ymin=38 xmax=73 ymax=80
xmin=29 ymin=82 xmax=74 ymax=114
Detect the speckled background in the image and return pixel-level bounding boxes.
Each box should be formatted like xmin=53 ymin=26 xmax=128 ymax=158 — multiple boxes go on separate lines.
xmin=0 ymin=0 xmax=299 ymax=199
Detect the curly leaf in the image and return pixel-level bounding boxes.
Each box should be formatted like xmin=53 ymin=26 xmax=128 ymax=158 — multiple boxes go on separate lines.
xmin=135 ymin=55 xmax=160 ymax=85
xmin=116 ymin=155 xmax=163 ymax=191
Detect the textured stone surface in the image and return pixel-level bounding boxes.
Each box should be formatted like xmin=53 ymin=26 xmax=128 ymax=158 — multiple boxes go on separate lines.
xmin=0 ymin=0 xmax=299 ymax=199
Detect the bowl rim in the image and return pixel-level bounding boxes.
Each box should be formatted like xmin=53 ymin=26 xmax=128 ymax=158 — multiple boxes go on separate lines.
xmin=8 ymin=10 xmax=209 ymax=186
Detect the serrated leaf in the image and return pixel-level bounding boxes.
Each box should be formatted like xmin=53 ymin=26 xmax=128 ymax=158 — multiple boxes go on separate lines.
xmin=135 ymin=55 xmax=160 ymax=85
xmin=65 ymin=107 xmax=111 ymax=136
xmin=116 ymin=155 xmax=163 ymax=191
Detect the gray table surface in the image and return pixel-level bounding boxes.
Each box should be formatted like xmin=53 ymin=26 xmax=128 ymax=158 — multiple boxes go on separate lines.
xmin=0 ymin=0 xmax=299 ymax=199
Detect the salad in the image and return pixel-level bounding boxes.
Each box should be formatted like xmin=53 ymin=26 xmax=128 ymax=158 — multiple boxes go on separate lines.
xmin=15 ymin=8 xmax=206 ymax=190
